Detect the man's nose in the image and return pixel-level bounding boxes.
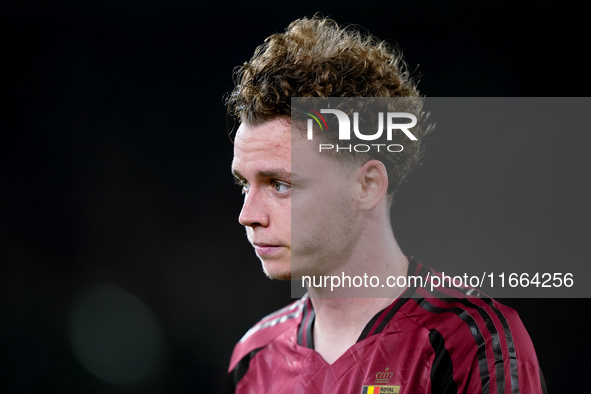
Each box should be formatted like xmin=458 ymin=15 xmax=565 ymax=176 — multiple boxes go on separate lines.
xmin=238 ymin=189 xmax=269 ymax=228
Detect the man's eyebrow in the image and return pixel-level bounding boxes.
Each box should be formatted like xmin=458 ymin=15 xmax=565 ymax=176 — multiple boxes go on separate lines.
xmin=257 ymin=169 xmax=292 ymax=180
xmin=231 ymin=169 xmax=244 ymax=179
xmin=231 ymin=168 xmax=292 ymax=180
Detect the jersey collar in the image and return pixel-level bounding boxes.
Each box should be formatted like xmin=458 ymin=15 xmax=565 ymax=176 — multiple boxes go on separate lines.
xmin=296 ymin=257 xmax=429 ymax=349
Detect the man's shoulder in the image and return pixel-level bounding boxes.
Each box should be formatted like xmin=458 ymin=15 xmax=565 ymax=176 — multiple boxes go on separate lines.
xmin=228 ymin=297 xmax=305 ymax=372
xmin=399 ymin=266 xmax=536 ymax=363
xmin=403 ymin=267 xmax=526 ymax=336
xmin=395 ymin=265 xmax=545 ymax=393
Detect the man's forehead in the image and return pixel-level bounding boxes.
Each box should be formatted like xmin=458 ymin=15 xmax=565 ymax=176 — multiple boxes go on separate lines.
xmin=235 ymin=118 xmax=291 ymax=144
xmin=232 ymin=119 xmax=291 ymax=174
xmin=231 ymin=117 xmax=326 ymax=180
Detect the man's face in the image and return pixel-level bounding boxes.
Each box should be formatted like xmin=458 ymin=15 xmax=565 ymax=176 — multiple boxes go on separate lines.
xmin=231 ymin=118 xmax=359 ymax=280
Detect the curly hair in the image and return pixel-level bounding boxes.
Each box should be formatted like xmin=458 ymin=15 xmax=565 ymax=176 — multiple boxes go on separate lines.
xmin=226 ymin=16 xmax=432 ymax=196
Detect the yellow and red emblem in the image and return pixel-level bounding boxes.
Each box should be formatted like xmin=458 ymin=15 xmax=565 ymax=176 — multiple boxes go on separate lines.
xmin=361 ymin=386 xmax=400 ymax=394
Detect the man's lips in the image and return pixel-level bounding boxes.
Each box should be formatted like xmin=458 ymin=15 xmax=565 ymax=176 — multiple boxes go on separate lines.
xmin=253 ymin=243 xmax=285 ymax=255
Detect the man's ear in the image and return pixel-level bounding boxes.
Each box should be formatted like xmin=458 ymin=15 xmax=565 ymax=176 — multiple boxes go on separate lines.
xmin=355 ymin=160 xmax=389 ymax=211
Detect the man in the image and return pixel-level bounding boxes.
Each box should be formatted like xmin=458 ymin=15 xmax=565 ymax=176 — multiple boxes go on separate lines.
xmin=226 ymin=16 xmax=546 ymax=394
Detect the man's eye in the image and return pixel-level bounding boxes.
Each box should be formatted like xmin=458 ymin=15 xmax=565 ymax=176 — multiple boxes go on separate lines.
xmin=234 ymin=178 xmax=250 ymax=194
xmin=272 ymin=181 xmax=290 ymax=193
xmin=241 ymin=180 xmax=250 ymax=194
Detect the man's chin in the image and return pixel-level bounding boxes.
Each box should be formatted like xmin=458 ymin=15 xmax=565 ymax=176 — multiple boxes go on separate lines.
xmin=264 ymin=270 xmax=292 ymax=280
xmin=261 ymin=260 xmax=292 ymax=280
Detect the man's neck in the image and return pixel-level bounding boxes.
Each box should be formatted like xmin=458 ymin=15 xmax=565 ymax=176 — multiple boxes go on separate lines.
xmin=308 ymin=248 xmax=409 ymax=364
xmin=302 ymin=207 xmax=410 ymax=363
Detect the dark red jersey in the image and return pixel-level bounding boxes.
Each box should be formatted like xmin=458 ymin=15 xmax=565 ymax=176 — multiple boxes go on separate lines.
xmin=228 ymin=258 xmax=547 ymax=394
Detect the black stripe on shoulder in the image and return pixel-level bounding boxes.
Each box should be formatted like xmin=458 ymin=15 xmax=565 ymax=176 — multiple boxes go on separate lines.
xmin=412 ymin=295 xmax=491 ymax=394
xmin=479 ymin=297 xmax=520 ymax=394
xmin=228 ymin=347 xmax=263 ymax=393
xmin=427 ymin=288 xmax=507 ymax=394
xmin=449 ymin=289 xmax=519 ymax=394
xmin=429 ymin=329 xmax=458 ymax=394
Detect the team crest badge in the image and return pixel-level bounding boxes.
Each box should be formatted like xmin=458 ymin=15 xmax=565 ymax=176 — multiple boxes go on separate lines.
xmin=361 ymin=367 xmax=400 ymax=393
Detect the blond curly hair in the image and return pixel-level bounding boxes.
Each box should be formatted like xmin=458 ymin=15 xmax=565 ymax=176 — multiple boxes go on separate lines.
xmin=226 ymin=16 xmax=431 ymax=196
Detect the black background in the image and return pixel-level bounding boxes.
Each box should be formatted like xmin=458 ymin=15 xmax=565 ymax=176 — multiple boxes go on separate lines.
xmin=2 ymin=0 xmax=589 ymax=392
